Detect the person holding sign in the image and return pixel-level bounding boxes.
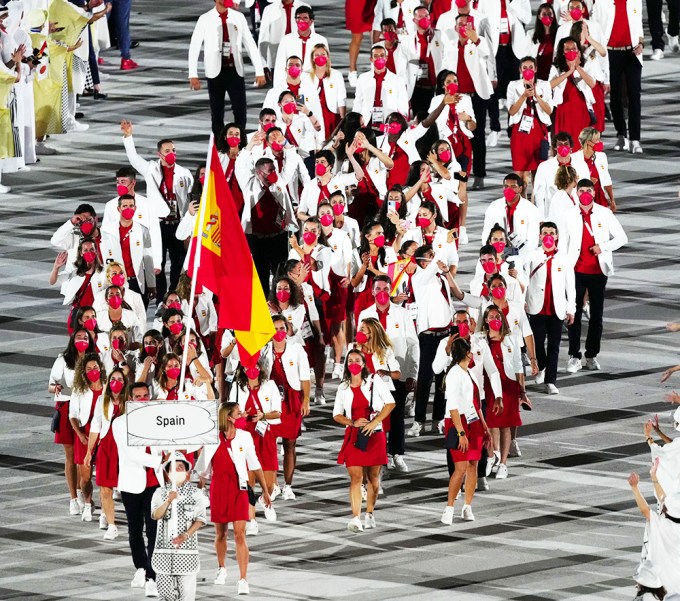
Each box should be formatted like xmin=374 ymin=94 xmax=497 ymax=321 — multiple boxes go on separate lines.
xmin=195 ymin=403 xmax=273 ymax=594
xmin=151 ymin=451 xmax=207 ymax=601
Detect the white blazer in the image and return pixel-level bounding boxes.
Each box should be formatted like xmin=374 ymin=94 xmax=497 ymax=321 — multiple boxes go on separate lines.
xmin=151 ymin=380 xmax=209 ymax=401
xmin=112 ymin=418 xmax=163 ymax=495
xmin=348 ymin=343 xmax=401 ymax=391
xmin=506 ymin=79 xmax=553 ymax=126
xmin=182 ymin=294 xmax=218 ymax=337
xmin=49 ymin=355 xmax=75 ymax=401
xmin=100 ymin=221 xmax=155 ymax=292
xmin=274 ymin=113 xmax=318 ymax=155
xmin=469 ymin=267 xmax=524 ymax=310
xmin=429 ymin=93 xmax=475 ymax=141
xmin=403 ymin=226 xmax=459 ymax=267
xmin=352 ymin=69 xmax=410 ymax=126
xmin=229 ymin=379 xmax=282 ymax=425
xmin=257 ymin=0 xmax=311 ymax=68
xmin=188 ymin=7 xmax=264 ymax=79
xmin=592 ymin=0 xmax=644 ymax=64
xmin=357 ymin=303 xmax=420 ymax=381
xmin=332 ymin=374 xmax=395 ymax=430
xmin=442 ymin=38 xmax=494 ymax=100
xmin=524 ymin=247 xmax=576 ymax=319
xmin=298 ymin=173 xmax=358 ymax=218
xmin=89 ymin=396 xmax=119 ymax=440
xmin=572 ymin=149 xmax=612 ymax=187
xmin=376 ymin=122 xmax=433 ymax=165
xmin=403 ymin=183 xmax=460 ymax=224
xmin=372 ymin=0 xmax=419 ymax=35
xmin=260 ymin=340 xmax=311 ymax=390
xmin=59 ymin=270 xmax=107 ymax=306
xmin=69 ymin=388 xmax=99 ymax=427
xmin=477 ymin=0 xmax=531 ymax=58
xmin=444 ymin=364 xmax=481 ymax=420
xmin=533 ymin=155 xmax=590 ymax=217
xmin=549 ymin=64 xmax=596 ymax=107
xmin=195 ymin=429 xmax=262 ymax=488
xmin=326 ymin=227 xmax=354 ymax=277
xmin=352 ymin=246 xmax=397 ymax=293
xmin=411 ymin=249 xmax=453 ymax=333
xmin=554 ymin=18 xmax=606 ymax=53
xmin=487 ymin=334 xmax=523 ymax=381
xmin=277 ymin=304 xmax=309 ymax=345
xmin=306 ymin=69 xmax=347 ymax=144
xmin=94 ymin=283 xmax=147 ymax=331
xmin=481 ymin=197 xmax=540 ymax=256
xmin=288 ymin=243 xmax=332 ymax=292
xmin=273 ymin=31 xmax=329 ymax=86
xmin=399 ymin=30 xmax=446 ymax=97
xmin=50 ymin=219 xmax=85 ymax=253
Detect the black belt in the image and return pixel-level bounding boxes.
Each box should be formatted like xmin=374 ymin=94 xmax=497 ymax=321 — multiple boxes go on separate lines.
xmin=607 ymin=45 xmax=634 ymax=51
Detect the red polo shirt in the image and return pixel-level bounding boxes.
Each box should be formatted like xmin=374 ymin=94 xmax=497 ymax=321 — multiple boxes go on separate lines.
xmin=608 ymin=0 xmax=632 ymax=47
xmin=575 ymin=210 xmax=603 ymax=274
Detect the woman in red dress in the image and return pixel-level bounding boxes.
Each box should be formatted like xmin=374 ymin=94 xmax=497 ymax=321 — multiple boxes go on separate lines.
xmin=69 ymin=352 xmax=106 ymax=523
xmin=196 ymin=402 xmax=272 ymax=589
xmin=529 ymin=3 xmax=557 ymax=81
xmin=333 ymin=349 xmax=395 ymax=532
xmin=84 ymin=367 xmax=128 ymax=540
xmin=217 ymin=122 xmax=246 ymax=218
xmin=550 ymin=37 xmax=597 ymax=151
xmin=346 ymin=0 xmax=379 ymax=84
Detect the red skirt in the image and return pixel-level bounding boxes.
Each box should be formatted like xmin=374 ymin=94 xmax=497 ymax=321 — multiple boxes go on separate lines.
xmin=444 ymin=202 xmax=460 ymax=232
xmin=337 ymin=427 xmax=388 ymax=467
xmin=445 ymin=417 xmax=483 ymax=462
xmin=484 ymin=377 xmax=522 ymax=429
xmin=95 ymin=429 xmax=119 ymax=488
xmin=270 ymin=389 xmax=303 ymax=440
xmin=326 ymin=271 xmax=348 ymax=326
xmin=73 ymin=424 xmax=91 ymax=465
xmin=592 ymin=82 xmax=606 ymax=133
xmin=54 ymin=401 xmax=75 ymax=445
xmin=554 ymin=84 xmax=591 ymax=151
xmin=345 ymin=0 xmax=377 ymax=33
xmin=510 ymin=119 xmax=546 ymax=171
xmin=249 ymin=427 xmax=279 ymax=472
xmin=211 ymin=474 xmax=250 ymax=523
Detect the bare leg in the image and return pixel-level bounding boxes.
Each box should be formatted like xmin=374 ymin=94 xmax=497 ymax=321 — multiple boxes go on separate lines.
xmin=101 ymin=486 xmax=115 ymax=524
xmin=347 ymin=465 xmax=364 ymax=517
xmin=464 ymin=460 xmax=478 ymax=506
xmin=332 ymin=323 xmax=345 ymax=364
xmin=491 ymin=428 xmax=500 ymax=453
xmin=247 ymin=472 xmax=256 ymax=521
xmin=459 ymin=183 xmax=469 ymax=227
xmin=500 ymin=427 xmax=512 ymax=464
xmin=78 ymin=464 xmax=93 ymax=503
xmin=447 ymin=460 xmax=467 ymax=505
xmin=349 ymin=33 xmax=364 ymax=72
xmin=233 ymin=521 xmax=249 ymax=580
xmin=282 ymin=438 xmax=297 ymax=485
xmin=64 ymin=444 xmax=77 ymax=499
xmin=264 ymin=470 xmax=276 ymax=494
xmin=214 ymin=522 xmax=228 ymax=568
xmin=365 ymin=465 xmax=381 ymax=513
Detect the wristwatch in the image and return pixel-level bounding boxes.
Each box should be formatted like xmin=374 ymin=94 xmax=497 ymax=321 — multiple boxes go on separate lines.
xmin=457 ymin=430 xmax=465 ymax=437
xmin=307 ymin=111 xmax=314 ymax=118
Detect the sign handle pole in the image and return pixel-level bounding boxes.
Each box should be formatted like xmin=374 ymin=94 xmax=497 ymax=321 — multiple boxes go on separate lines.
xmin=170 ymin=454 xmax=178 ymax=538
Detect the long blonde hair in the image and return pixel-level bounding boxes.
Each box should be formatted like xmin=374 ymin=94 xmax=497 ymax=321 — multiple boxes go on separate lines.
xmin=309 ymin=43 xmax=331 ymax=78
xmin=358 ymin=317 xmax=393 ymax=362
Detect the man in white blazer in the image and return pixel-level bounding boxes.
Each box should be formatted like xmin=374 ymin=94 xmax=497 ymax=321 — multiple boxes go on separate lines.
xmin=120 ymin=120 xmax=193 ymax=303
xmin=258 ymin=0 xmax=310 ymax=76
xmin=358 ymin=275 xmax=420 ymax=471
xmin=51 ymin=203 xmax=102 ymax=257
xmin=188 ymin=0 xmax=266 ymax=135
xmin=592 ymin=0 xmax=644 ymax=153
xmin=352 ymin=43 xmax=410 ymax=127
xmin=372 ymin=0 xmax=419 ymax=41
xmin=566 ymin=179 xmax=627 ymax=373
xmin=525 ymin=222 xmax=576 ymax=395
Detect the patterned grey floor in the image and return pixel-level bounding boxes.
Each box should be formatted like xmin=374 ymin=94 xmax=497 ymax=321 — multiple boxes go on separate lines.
xmin=2 ymin=1 xmax=680 ymax=599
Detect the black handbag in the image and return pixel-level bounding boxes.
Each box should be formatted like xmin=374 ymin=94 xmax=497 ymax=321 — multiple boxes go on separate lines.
xmin=50 ymin=407 xmax=61 ymax=433
xmin=354 ymin=377 xmax=375 ymax=451
xmin=539 ymin=138 xmax=550 ymax=161
xmin=445 ymin=427 xmax=460 ymax=450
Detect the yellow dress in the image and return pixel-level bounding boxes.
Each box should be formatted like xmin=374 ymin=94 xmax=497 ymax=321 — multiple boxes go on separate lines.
xmin=30 ymin=32 xmax=64 ymax=137
xmin=0 ymin=68 xmax=18 ymax=159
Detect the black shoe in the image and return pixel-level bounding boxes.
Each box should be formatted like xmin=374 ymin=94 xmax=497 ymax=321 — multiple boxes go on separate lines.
xmin=75 ymin=112 xmax=84 ymax=119
xmin=131 ymin=40 xmax=140 ymax=49
xmin=94 ymin=92 xmax=108 ymax=100
xmin=470 ymin=177 xmax=485 ymax=191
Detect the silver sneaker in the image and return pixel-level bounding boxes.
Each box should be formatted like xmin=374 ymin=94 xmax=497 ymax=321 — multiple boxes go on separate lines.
xmin=407 ymin=421 xmax=423 ymax=437
xmin=585 ymin=357 xmax=601 ymax=371
xmin=508 ymin=439 xmax=521 ymax=458
xmin=566 ymin=357 xmax=582 ymax=374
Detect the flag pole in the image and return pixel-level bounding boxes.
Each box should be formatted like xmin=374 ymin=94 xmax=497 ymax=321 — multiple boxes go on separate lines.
xmin=179 ymin=134 xmax=215 ymax=398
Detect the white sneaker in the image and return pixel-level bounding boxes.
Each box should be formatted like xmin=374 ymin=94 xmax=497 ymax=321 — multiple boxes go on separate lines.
xmin=534 ymin=369 xmax=545 ymax=385
xmin=103 ymin=524 xmax=118 ymax=540
xmin=407 ymin=421 xmax=423 ymax=437
xmin=361 ymin=483 xmax=367 ymax=501
xmin=0 ymin=183 xmax=10 ymax=194
xmin=436 ymin=419 xmax=445 ymax=435
xmin=99 ymin=514 xmax=108 ymax=529
xmin=348 ymin=71 xmax=358 ymax=87
xmin=486 ymin=451 xmax=500 ymax=477
xmin=69 ymin=499 xmax=81 ymax=515
xmin=650 ymin=48 xmax=664 ymax=60
xmin=145 ymin=579 xmax=158 ymax=597
xmin=245 ymin=520 xmax=259 ymax=536
xmin=270 ymin=484 xmax=281 ymax=501
xmin=237 ymin=579 xmax=250 ymax=595
xmin=76 ymin=490 xmax=85 ymax=512
xmin=461 ymin=504 xmax=475 ymax=521
xmin=495 ymin=463 xmax=508 ymax=479
xmin=35 ymin=141 xmax=57 ymax=155
xmin=488 ymin=130 xmax=499 ymax=147
xmin=300 ymin=421 xmax=307 ymax=432
xmin=631 ymin=140 xmax=643 ymax=154
xmin=131 ymin=568 xmax=146 ymax=588
xmin=314 ymin=389 xmax=326 ymax=405
xmin=214 ymin=567 xmax=227 ymax=585
xmin=347 ymin=516 xmax=364 ymax=532
xmin=458 ymin=225 xmax=468 ymax=245
xmin=70 ymin=121 xmax=89 ymax=132
xmin=393 ymin=455 xmax=409 ymax=473
xmin=545 ymin=383 xmax=559 ymax=395
xmin=498 ymin=98 xmax=507 ymax=110
xmin=364 ymin=513 xmax=376 ymax=529
xmin=613 ymin=136 xmax=629 ymax=151
xmin=566 ymin=357 xmax=582 ymax=374
xmin=585 ymin=357 xmax=601 ymax=371
xmin=508 ymin=439 xmax=521 ymax=458
xmin=332 ymin=363 xmax=344 ymax=379
xmin=81 ymin=504 xmax=93 ymax=522
xmin=441 ymin=505 xmax=454 ymax=525
xmin=386 ymin=455 xmax=395 ymax=470
xmin=477 ymin=476 xmax=489 ymax=491
xmin=282 ymin=484 xmax=296 ymax=500
xmin=670 ymin=35 xmax=680 ymax=52
xmin=258 ymin=496 xmax=277 ymax=521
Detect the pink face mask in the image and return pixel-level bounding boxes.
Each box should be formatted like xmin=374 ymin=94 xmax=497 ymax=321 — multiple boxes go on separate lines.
xmin=570 ymin=8 xmax=583 ymax=21
xmin=166 ymin=367 xmax=181 ymax=380
xmin=75 ymin=339 xmax=89 ymax=353
xmin=556 ymin=145 xmax=571 ymax=158
xmin=564 ymin=49 xmax=579 ymax=62
xmin=439 ymin=149 xmax=452 ymax=163
xmin=80 ymin=221 xmax=94 ymax=236
xmin=592 ymin=141 xmax=604 ymax=152
xmin=315 ymin=163 xmax=327 ymax=176
xmin=503 ymin=188 xmax=516 ymax=202
xmin=348 ymin=363 xmax=363 ymax=375
xmin=383 ymin=31 xmax=398 ymax=42
xmin=107 ymin=296 xmax=123 ymax=309
xmin=263 ymin=122 xmax=275 ymax=132
xmin=297 ymin=19 xmax=311 ymax=32
xmin=283 ymin=101 xmax=297 ymax=115
xmin=492 ymin=241 xmax=506 ymax=254
xmin=109 ymin=379 xmax=124 ymax=394
xmin=84 ymin=318 xmax=97 ymax=331
xmin=380 ymin=122 xmax=402 ymax=135
xmin=417 ymin=217 xmax=431 ymax=228
xmin=542 ymin=234 xmax=556 ymax=249
xmin=144 ymin=344 xmax=158 ymax=356
xmin=481 ymin=260 xmax=496 ymax=274
xmin=116 ymin=184 xmax=128 ymax=196
xmin=303 ymin=231 xmax=318 ymax=245
xmin=540 ymin=15 xmax=553 ymax=26
xmin=320 ymin=214 xmax=334 ymax=227
xmin=169 ymin=322 xmax=183 ymax=335
xmin=446 ymin=82 xmax=459 ymax=95
xmin=227 ymin=136 xmax=241 ymax=148
xmin=457 ymin=322 xmax=470 ymax=338
xmin=86 ymin=369 xmax=101 ymax=383
xmin=579 ymin=191 xmax=594 ymax=206
xmin=83 ymin=251 xmax=96 ymax=264
xmin=270 ymin=141 xmax=284 ymax=153
xmin=375 ymin=291 xmax=390 ymax=305
xmin=199 ymin=175 xmax=205 ymax=185
xmin=522 ymin=68 xmax=535 ymax=81
xmin=276 ymin=289 xmax=291 ymax=303
xmin=245 ymin=367 xmax=260 ymax=380
xmin=287 ymin=65 xmax=301 ymax=78
xmin=111 ymin=274 xmax=126 ymax=287
xmin=455 ymin=0 xmax=467 ymax=7
xmin=313 ymin=55 xmax=328 ymax=67
xmin=121 ymin=207 xmax=136 ymax=220
xmin=163 ymin=152 xmax=177 ymax=166
xmin=332 ymin=203 xmax=344 ymax=216
xmin=167 ymin=301 xmax=182 ymax=310
xmin=267 ymin=171 xmax=279 ymax=184
xmin=373 ymin=234 xmax=386 ymax=247
xmin=417 ymin=16 xmax=430 ymax=29
xmin=355 ymin=331 xmax=368 ymax=344
xmin=233 ymin=416 xmax=247 ymax=430
xmin=273 ymin=330 xmax=287 ymax=342
xmin=491 ymin=286 xmax=506 ymax=300
xmin=374 ymin=57 xmax=387 ymax=70
xmin=488 ymin=318 xmax=503 ymax=332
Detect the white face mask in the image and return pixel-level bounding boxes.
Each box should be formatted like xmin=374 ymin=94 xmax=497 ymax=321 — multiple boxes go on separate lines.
xmin=169 ymin=471 xmax=187 ymax=486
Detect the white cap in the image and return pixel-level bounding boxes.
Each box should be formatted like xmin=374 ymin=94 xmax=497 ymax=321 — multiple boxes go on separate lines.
xmin=162 ymin=450 xmax=191 ymax=472
xmin=27 ymin=9 xmax=47 ymax=29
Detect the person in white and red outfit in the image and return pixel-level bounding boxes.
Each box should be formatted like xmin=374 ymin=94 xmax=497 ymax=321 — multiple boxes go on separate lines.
xmin=50 ymin=203 xmax=102 ymax=261
xmin=372 ymin=0 xmax=419 ymax=42
xmin=526 ymin=3 xmax=558 ymax=80
xmin=307 ymin=44 xmax=347 ymax=144
xmin=573 ymin=126 xmax=616 ymax=211
xmin=216 ymin=122 xmax=247 ymax=218
xmin=262 ymin=55 xmax=320 ymax=122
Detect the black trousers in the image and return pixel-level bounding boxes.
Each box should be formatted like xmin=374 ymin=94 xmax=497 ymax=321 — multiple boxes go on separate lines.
xmin=568 ymin=272 xmax=608 ymax=359
xmin=207 ymin=64 xmax=247 ymax=137
xmin=388 ymin=379 xmax=407 ymax=456
xmin=609 ymin=49 xmax=642 ymax=141
xmin=529 ymin=313 xmax=563 ymax=384
xmin=122 ymin=486 xmax=159 ymax=580
xmin=156 ymin=221 xmax=186 ymax=302
xmin=414 ymin=332 xmax=448 ymax=423
xmin=647 ymin=0 xmax=680 ymax=49
xmin=246 ymin=232 xmax=288 ymax=298
xmin=488 ymin=45 xmax=519 ymax=132
xmin=411 ymin=85 xmax=436 ymax=118
xmin=470 ymin=93 xmax=488 ymax=178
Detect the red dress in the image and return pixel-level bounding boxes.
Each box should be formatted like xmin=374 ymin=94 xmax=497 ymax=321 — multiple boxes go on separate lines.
xmin=444 ymin=378 xmax=484 ymax=462
xmin=54 ymin=400 xmax=75 ymax=445
xmin=510 ymin=99 xmax=546 ymax=171
xmin=225 ymin=157 xmax=245 ymax=218
xmin=592 ymin=81 xmax=606 ymax=133
xmin=345 ymin=0 xmax=377 ymax=33
xmin=95 ymin=404 xmax=121 ymax=488
xmin=362 ymin=352 xmax=391 ymax=433
xmin=483 ymin=339 xmax=522 ymax=429
xmin=74 ymin=388 xmax=102 ymax=465
xmin=325 ymin=235 xmax=348 ymax=324
xmin=536 ymin=38 xmax=555 ymax=81
xmin=554 ymin=77 xmax=591 ymax=151
xmin=244 ymin=387 xmax=279 ymax=471
xmin=385 ymin=141 xmax=410 ymax=189
xmin=446 ymin=106 xmax=472 ymax=175
xmin=318 ymin=76 xmax=341 ymax=140
xmin=348 ymin=165 xmax=380 ymax=227
xmin=269 ymin=349 xmax=303 ymax=440
xmin=210 ymin=433 xmax=250 ymax=523
xmin=337 ymin=386 xmax=388 ymax=467
xmin=585 ymin=153 xmax=608 ymax=207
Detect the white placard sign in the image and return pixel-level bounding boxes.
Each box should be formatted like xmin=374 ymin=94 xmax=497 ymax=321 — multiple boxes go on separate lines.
xmin=126 ymin=400 xmax=219 ymax=447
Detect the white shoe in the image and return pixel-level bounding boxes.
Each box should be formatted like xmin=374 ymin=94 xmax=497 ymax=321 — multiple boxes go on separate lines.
xmin=407 ymin=421 xmax=423 ymax=437
xmin=486 ymin=451 xmax=500 ymax=477
xmin=386 ymin=455 xmax=395 ymax=470
xmin=670 ymin=35 xmax=680 ymax=52
xmin=270 ymin=484 xmax=281 ymax=501
xmin=237 ymin=579 xmax=250 ymax=595
xmin=347 ymin=516 xmax=364 ymax=532
xmin=378 ymin=481 xmax=384 ymax=495
xmin=332 ymin=363 xmax=344 ymax=379
xmin=461 ymin=504 xmax=475 ymax=521
xmin=458 ymin=226 xmax=468 ymax=245
xmin=348 ymin=71 xmax=358 ymax=87
xmin=650 ymin=48 xmax=664 ymax=60
xmin=81 ymin=504 xmax=93 ymax=522
xmin=145 ymin=579 xmax=158 ymax=597
xmin=545 ymin=383 xmax=559 ymax=395
xmin=76 ymin=490 xmax=85 ymax=512
xmin=361 ymin=483 xmax=367 ymax=501
xmin=585 ymin=357 xmax=601 ymax=371
xmin=566 ymin=357 xmax=582 ymax=374
xmin=103 ymin=524 xmax=118 ymax=540
xmin=495 ymin=463 xmax=508 ymax=479
xmin=214 ymin=567 xmax=227 ymax=585
xmin=35 ymin=141 xmax=57 ymax=155
xmin=69 ymin=499 xmax=81 ymax=515
xmin=282 ymin=484 xmax=296 ymax=500
xmin=436 ymin=419 xmax=445 ymax=435
xmin=534 ymin=369 xmax=545 ymax=385
xmin=99 ymin=514 xmax=108 ymax=529
xmin=131 ymin=568 xmax=146 ymax=588
xmin=393 ymin=455 xmax=409 ymax=473
xmin=258 ymin=496 xmax=277 ymax=521
xmin=314 ymin=389 xmax=326 ymax=405
xmin=631 ymin=140 xmax=643 ymax=154
xmin=245 ymin=520 xmax=259 ymax=536
xmin=508 ymin=439 xmax=521 ymax=458
xmin=488 ymin=130 xmax=499 ymax=147
xmin=364 ymin=513 xmax=376 ymax=529
xmin=477 ymin=476 xmax=489 ymax=491
xmin=0 ymin=183 xmax=10 ymax=194
xmin=613 ymin=136 xmax=629 ymax=151
xmin=300 ymin=421 xmax=307 ymax=432
xmin=70 ymin=121 xmax=89 ymax=132
xmin=441 ymin=505 xmax=454 ymax=525
xmin=498 ymin=98 xmax=507 ymax=110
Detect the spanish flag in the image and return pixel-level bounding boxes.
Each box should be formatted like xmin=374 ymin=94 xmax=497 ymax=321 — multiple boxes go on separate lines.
xmin=385 ymin=258 xmax=413 ymax=296
xmin=188 ymin=141 xmax=274 ymax=367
